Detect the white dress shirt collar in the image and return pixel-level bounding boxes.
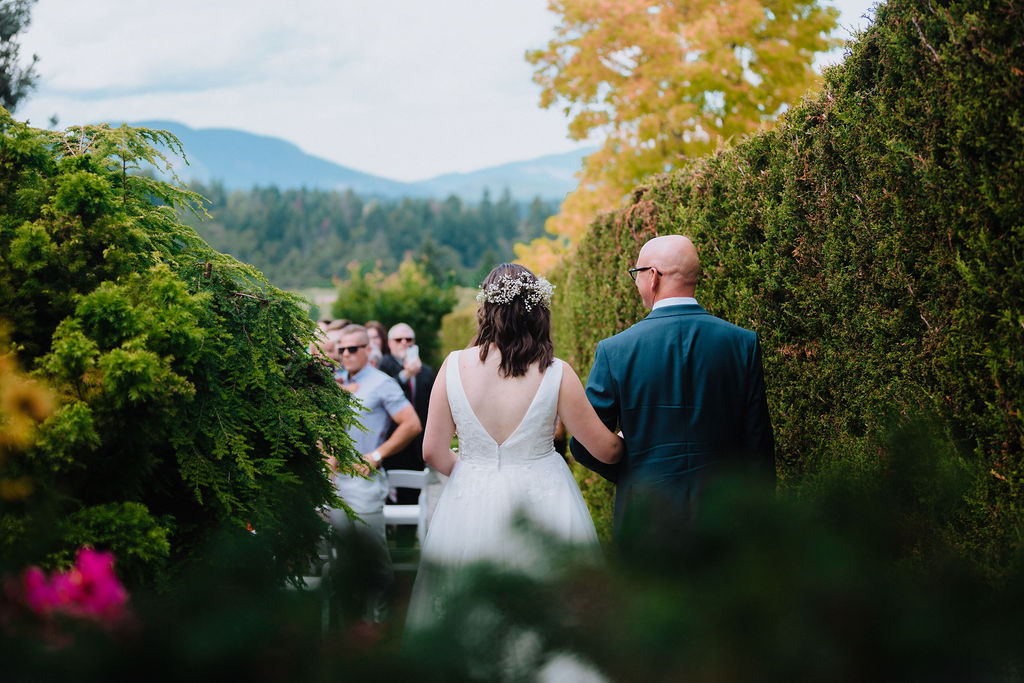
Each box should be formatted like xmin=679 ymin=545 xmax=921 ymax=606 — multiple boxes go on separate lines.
xmin=652 ymin=296 xmax=699 ymax=310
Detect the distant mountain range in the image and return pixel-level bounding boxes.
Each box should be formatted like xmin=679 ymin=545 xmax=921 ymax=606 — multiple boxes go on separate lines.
xmin=127 ymin=120 xmax=594 ymax=201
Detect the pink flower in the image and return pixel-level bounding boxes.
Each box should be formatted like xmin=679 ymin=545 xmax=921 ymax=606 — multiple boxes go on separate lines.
xmin=17 ymin=547 xmax=128 ymax=624
xmin=72 ymin=548 xmax=127 ymax=620
xmin=22 ymin=566 xmax=59 ymax=613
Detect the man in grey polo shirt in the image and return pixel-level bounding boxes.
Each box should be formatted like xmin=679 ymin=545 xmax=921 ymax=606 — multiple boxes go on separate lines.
xmin=328 ymin=323 xmax=421 ymax=623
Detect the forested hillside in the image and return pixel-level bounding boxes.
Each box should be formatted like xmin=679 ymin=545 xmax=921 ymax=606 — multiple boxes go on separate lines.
xmin=179 ymin=182 xmax=559 ymax=290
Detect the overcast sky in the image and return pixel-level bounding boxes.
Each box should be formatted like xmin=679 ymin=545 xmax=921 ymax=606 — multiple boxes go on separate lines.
xmin=16 ymin=0 xmax=878 ymax=182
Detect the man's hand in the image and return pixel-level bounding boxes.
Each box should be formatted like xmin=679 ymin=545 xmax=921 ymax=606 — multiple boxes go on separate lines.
xmin=403 ymin=355 xmax=422 ymax=378
xmin=331 ymin=452 xmax=376 ymax=477
xmin=363 ymin=449 xmax=383 ymax=470
xmin=352 ymin=458 xmax=371 ymax=476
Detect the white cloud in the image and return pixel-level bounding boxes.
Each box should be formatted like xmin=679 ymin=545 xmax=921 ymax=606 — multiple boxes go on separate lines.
xmin=15 ymin=0 xmax=879 ymax=181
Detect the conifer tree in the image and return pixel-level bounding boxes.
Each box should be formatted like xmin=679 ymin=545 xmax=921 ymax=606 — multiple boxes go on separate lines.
xmin=0 ymin=110 xmax=360 ymax=586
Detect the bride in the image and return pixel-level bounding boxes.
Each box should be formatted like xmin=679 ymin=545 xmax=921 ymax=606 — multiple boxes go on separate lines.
xmin=404 ymin=263 xmax=624 ymax=629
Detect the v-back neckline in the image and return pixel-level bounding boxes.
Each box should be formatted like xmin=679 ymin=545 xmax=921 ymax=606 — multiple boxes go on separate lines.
xmin=453 ymin=349 xmax=552 ymax=448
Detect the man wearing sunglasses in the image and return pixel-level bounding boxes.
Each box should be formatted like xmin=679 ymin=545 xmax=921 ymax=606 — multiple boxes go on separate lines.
xmin=377 ymin=322 xmax=437 ymax=547
xmin=570 ymin=234 xmax=774 ymax=547
xmin=328 ymin=324 xmax=422 ymax=623
xmin=378 ymin=323 xmax=435 ymax=478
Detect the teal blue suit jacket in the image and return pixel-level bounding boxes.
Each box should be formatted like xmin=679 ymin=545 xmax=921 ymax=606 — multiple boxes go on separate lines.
xmin=569 ymin=304 xmax=774 ymax=533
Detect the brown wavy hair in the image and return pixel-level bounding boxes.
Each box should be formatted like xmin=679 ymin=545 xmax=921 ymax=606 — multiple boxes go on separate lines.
xmin=472 ymin=264 xmax=554 ymax=378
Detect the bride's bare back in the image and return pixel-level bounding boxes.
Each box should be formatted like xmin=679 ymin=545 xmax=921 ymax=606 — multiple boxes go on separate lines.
xmin=422 ymin=344 xmax=624 ymax=476
xmin=459 ymin=345 xmax=545 ymax=445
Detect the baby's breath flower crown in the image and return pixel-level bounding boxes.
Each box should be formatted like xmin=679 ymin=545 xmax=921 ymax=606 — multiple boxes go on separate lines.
xmin=476 ymin=272 xmax=555 ymax=312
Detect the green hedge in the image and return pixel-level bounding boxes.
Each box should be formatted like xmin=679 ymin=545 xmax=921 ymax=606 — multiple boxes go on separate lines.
xmin=554 ymin=0 xmax=1024 ymax=574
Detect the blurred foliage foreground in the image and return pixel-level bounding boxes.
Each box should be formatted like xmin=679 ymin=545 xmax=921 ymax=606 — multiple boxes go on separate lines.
xmin=0 ymin=109 xmax=361 ymax=590
xmin=3 ymin=422 xmax=1023 ymax=681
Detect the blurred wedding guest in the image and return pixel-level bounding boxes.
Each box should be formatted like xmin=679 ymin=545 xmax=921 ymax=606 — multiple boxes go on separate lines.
xmin=365 ymin=320 xmax=388 ymax=354
xmin=310 ymin=318 xmax=334 ymax=357
xmin=378 ymin=322 xmax=414 ymax=381
xmin=309 ymin=326 xmax=332 ymax=360
xmin=323 ymin=326 xmax=344 ymax=366
xmin=327 ymin=324 xmax=421 ymax=624
xmin=323 ymin=319 xmax=352 ymax=381
xmin=326 ymin=318 xmax=352 ymax=333
xmin=368 ymin=344 xmax=383 ymax=369
xmin=379 ymin=323 xmax=435 ymax=504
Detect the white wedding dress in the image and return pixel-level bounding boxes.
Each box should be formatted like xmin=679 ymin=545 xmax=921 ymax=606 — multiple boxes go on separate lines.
xmin=404 ymin=349 xmax=602 ymax=630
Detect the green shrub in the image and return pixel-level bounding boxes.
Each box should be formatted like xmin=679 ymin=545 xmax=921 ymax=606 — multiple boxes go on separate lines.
xmin=331 ymin=257 xmax=457 ymax=369
xmin=0 ymin=113 xmax=360 ymax=587
xmin=555 ymin=0 xmax=1024 ymax=577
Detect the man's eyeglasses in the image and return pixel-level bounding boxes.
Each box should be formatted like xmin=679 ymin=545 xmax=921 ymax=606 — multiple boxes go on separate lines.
xmin=628 ymin=266 xmax=659 ymax=281
xmin=339 ymin=344 xmax=367 ymax=355
xmin=390 ymin=337 xmax=415 ymax=343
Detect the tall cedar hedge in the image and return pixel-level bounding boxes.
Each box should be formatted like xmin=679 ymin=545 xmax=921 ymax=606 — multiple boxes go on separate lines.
xmin=554 ymin=0 xmax=1023 ymax=574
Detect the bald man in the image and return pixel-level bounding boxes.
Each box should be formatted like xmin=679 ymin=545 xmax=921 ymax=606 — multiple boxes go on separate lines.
xmin=570 ymin=235 xmax=774 ymax=540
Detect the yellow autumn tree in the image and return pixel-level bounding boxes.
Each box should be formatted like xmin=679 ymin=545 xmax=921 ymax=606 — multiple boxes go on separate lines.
xmin=516 ymin=0 xmax=840 ymax=269
xmin=0 ymin=330 xmax=53 ymax=501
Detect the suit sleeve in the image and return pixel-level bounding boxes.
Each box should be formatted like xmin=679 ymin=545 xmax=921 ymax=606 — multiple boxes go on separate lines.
xmin=744 ymin=335 xmax=775 ymax=483
xmin=415 ymin=365 xmax=435 ymax=417
xmin=569 ymin=342 xmax=623 ymax=483
xmin=379 ymin=354 xmax=402 ymax=379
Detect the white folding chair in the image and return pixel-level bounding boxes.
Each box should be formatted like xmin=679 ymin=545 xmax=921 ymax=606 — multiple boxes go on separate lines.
xmin=383 ymin=469 xmax=428 ymax=569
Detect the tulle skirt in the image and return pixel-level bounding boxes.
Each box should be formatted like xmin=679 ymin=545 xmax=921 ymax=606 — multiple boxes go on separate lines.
xmin=404 ymin=450 xmax=601 ymax=630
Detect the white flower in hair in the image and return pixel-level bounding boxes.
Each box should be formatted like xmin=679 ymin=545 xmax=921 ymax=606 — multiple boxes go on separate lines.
xmin=476 ymin=272 xmax=555 ymax=311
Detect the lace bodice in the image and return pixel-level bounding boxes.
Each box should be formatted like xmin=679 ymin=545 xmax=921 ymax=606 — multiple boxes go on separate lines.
xmin=446 ymin=350 xmax=562 ymax=468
